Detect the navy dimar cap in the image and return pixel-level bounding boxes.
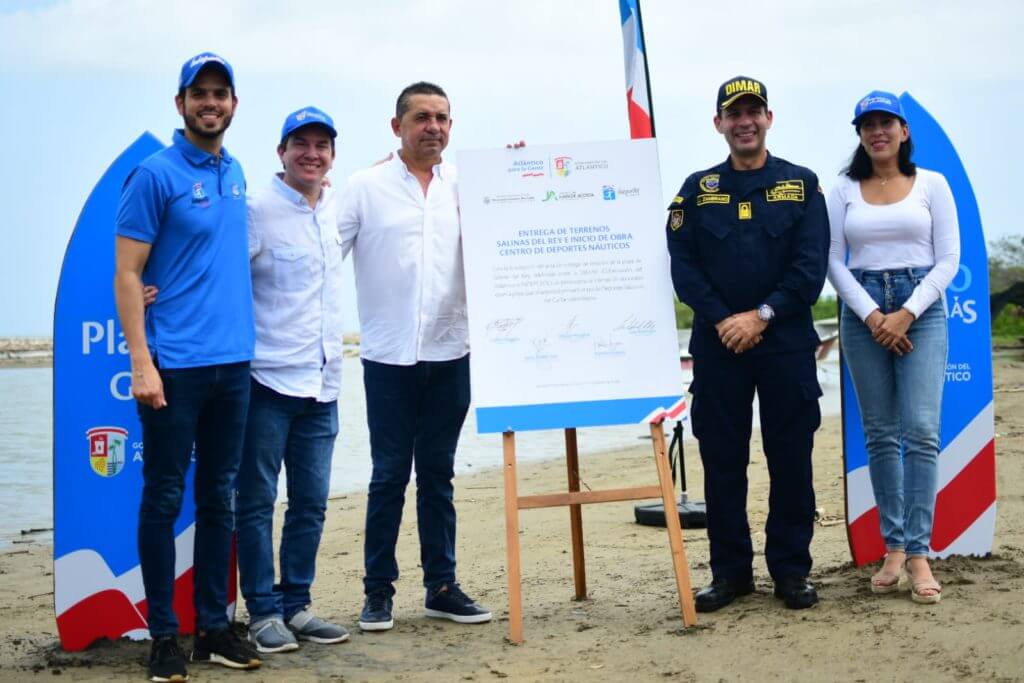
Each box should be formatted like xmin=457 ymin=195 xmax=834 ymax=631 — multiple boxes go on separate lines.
xmin=179 ymin=52 xmax=235 ymax=92
xmin=717 ymin=75 xmax=768 ymax=112
xmin=852 ymin=90 xmax=906 ymax=125
xmin=280 ymin=106 xmax=338 ymax=143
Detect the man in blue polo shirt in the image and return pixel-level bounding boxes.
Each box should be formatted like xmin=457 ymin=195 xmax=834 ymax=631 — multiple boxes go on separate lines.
xmin=114 ymin=52 xmax=260 ymax=681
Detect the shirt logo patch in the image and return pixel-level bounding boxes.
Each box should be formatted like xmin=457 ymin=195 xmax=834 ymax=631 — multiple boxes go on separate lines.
xmin=231 ymin=183 xmax=241 ymax=198
xmin=738 ymin=202 xmax=752 ymax=220
xmin=699 ymin=174 xmax=721 ymax=193
xmin=669 ymin=210 xmax=684 ymax=231
xmin=766 ymin=179 xmax=805 ymax=202
xmin=696 ymin=193 xmax=730 ymax=206
xmin=192 ymin=182 xmax=207 ymax=201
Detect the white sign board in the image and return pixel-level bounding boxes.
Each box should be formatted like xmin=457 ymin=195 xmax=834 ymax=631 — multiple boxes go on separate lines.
xmin=457 ymin=138 xmax=684 ymax=433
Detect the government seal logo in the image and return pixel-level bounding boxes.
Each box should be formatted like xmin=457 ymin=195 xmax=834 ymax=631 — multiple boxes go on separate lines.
xmin=87 ymin=426 xmax=128 ymax=477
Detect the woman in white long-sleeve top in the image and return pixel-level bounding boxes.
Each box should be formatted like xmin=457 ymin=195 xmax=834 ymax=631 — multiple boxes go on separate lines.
xmin=827 ymin=90 xmax=960 ymax=604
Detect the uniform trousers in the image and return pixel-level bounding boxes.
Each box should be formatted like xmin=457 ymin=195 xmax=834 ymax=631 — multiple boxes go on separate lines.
xmin=690 ymin=349 xmax=821 ymax=582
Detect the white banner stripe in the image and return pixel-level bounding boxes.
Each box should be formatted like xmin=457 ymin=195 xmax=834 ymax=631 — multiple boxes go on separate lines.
xmin=937 ymin=401 xmax=994 ymax=490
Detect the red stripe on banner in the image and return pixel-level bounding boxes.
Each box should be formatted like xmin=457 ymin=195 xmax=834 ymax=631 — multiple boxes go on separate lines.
xmin=848 ymin=507 xmax=886 ymax=566
xmin=135 ymin=567 xmax=196 ymax=636
xmin=57 ymin=589 xmax=147 ymax=651
xmin=931 ymin=439 xmax=997 ymax=551
xmin=626 ymin=89 xmax=653 ymax=139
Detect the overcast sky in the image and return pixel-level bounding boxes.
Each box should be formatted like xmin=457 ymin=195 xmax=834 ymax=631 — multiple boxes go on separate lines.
xmin=1 ymin=0 xmax=1020 ymax=336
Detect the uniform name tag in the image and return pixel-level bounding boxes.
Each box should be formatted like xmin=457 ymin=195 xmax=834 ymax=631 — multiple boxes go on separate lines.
xmin=766 ymin=179 xmax=804 ymax=202
xmin=696 ymin=193 xmax=730 ymax=206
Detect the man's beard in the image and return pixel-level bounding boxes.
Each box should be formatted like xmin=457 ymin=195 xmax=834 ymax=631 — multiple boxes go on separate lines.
xmin=183 ymin=112 xmax=233 ymax=140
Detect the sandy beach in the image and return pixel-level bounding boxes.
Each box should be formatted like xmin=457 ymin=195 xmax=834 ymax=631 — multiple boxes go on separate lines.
xmin=1 ymin=354 xmax=1022 ymax=682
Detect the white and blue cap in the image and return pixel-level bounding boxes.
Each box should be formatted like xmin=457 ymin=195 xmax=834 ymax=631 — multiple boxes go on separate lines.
xmin=280 ymin=106 xmax=338 ymax=143
xmin=179 ymin=52 xmax=235 ymax=92
xmin=851 ymin=90 xmax=905 ymax=125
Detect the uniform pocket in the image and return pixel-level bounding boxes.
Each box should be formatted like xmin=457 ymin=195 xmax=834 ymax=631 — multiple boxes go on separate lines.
xmin=271 ymin=247 xmax=312 ymax=292
xmin=762 ymin=205 xmax=803 ymax=237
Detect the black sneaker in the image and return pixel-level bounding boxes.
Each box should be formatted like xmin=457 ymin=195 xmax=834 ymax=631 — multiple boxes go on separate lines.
xmin=191 ymin=627 xmax=261 ymax=670
xmin=358 ymin=592 xmax=394 ymax=631
xmin=148 ymin=635 xmax=188 ymax=682
xmin=424 ymin=583 xmax=492 ymax=624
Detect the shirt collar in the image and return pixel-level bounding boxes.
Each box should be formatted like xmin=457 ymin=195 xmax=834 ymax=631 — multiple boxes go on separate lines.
xmin=172 ymin=129 xmax=235 ymax=167
xmin=393 ymin=149 xmax=447 ymax=181
xmin=271 ymin=173 xmax=328 ymax=209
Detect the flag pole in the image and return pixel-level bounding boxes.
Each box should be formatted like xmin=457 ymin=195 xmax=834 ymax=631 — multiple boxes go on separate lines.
xmin=633 ymin=0 xmax=657 ymax=137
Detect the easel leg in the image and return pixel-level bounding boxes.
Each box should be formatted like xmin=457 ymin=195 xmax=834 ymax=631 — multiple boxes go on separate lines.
xmin=651 ymin=421 xmax=697 ymax=627
xmin=503 ymin=431 xmax=524 ymax=644
xmin=564 ymin=428 xmax=587 ymax=600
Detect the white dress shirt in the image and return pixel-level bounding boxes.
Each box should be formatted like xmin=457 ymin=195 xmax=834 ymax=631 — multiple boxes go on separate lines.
xmin=338 ymin=151 xmax=468 ymax=365
xmin=248 ymin=175 xmax=345 ymax=401
xmin=827 ymin=168 xmax=960 ymax=321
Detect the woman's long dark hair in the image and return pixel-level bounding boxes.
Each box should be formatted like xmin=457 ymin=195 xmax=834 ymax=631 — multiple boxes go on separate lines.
xmin=843 ymin=124 xmax=916 ymax=179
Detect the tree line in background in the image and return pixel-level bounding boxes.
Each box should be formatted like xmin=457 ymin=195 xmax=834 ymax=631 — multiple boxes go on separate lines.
xmin=673 ymin=234 xmax=1024 ymax=347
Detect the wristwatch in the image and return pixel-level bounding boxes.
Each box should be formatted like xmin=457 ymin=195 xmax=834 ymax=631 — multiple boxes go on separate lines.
xmin=757 ymin=304 xmax=775 ymax=323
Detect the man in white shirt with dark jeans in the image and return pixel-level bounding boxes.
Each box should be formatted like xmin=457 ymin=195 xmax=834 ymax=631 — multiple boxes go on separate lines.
xmin=338 ymin=82 xmax=491 ymax=631
xmin=235 ymin=106 xmax=351 ymax=652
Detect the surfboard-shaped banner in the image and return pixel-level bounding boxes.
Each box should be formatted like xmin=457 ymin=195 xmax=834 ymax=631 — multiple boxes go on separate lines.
xmin=53 ymin=133 xmax=236 ymax=650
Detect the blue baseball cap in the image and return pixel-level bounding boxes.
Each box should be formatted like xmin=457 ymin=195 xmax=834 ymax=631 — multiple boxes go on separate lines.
xmin=280 ymin=106 xmax=338 ymax=143
xmin=851 ymin=90 xmax=905 ymax=125
xmin=179 ymin=52 xmax=235 ymax=92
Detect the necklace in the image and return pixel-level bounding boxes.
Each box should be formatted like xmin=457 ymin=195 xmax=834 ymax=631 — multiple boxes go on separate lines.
xmin=875 ymin=172 xmax=897 ymax=187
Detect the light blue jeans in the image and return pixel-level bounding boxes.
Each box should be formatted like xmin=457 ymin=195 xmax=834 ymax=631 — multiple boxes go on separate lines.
xmin=840 ymin=267 xmax=947 ymax=557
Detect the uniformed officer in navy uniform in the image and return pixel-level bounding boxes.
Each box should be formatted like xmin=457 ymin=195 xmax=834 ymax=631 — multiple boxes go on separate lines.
xmin=666 ymin=76 xmax=829 ymax=612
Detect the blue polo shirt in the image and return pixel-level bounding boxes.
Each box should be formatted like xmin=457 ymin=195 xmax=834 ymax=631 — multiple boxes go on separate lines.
xmin=116 ymin=129 xmax=255 ymax=369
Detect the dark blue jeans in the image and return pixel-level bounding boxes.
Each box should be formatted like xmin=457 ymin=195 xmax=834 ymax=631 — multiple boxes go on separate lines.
xmin=362 ymin=354 xmax=471 ymax=597
xmin=137 ymin=361 xmax=250 ymax=637
xmin=235 ymin=379 xmax=338 ymax=621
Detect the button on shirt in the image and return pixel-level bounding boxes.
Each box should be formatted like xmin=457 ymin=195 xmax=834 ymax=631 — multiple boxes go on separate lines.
xmin=115 ymin=129 xmax=254 ymax=369
xmin=248 ymin=175 xmax=345 ymax=401
xmin=338 ymin=152 xmax=468 ymax=365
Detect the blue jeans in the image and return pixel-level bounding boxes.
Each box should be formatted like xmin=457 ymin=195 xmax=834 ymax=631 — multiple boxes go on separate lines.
xmin=235 ymin=379 xmax=338 ymax=622
xmin=840 ymin=267 xmax=947 ymax=556
xmin=362 ymin=355 xmax=471 ymax=596
xmin=137 ymin=361 xmax=250 ymax=637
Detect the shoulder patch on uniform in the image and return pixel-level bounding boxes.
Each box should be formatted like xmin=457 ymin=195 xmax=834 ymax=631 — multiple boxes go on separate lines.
xmin=696 ymin=193 xmax=730 ymax=206
xmin=766 ymin=179 xmax=805 ymax=202
xmin=671 ymin=195 xmax=685 ymax=205
xmin=669 ymin=209 xmax=684 ymax=230
xmin=699 ymin=174 xmax=721 ymax=193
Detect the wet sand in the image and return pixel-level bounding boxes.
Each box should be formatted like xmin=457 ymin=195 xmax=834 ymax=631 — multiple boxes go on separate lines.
xmin=1 ymin=355 xmax=1022 ymax=682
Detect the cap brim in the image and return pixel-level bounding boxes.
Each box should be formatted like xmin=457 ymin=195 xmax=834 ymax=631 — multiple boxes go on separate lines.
xmin=281 ymin=121 xmax=338 ymax=142
xmin=719 ymin=92 xmax=767 ymax=111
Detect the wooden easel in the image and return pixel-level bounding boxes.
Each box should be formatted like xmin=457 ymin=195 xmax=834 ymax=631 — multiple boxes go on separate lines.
xmin=501 ymin=420 xmax=697 ymax=644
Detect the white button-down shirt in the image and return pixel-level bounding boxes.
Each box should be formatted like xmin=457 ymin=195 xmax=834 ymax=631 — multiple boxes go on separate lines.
xmin=248 ymin=175 xmax=345 ymax=401
xmin=338 ymin=151 xmax=468 ymax=365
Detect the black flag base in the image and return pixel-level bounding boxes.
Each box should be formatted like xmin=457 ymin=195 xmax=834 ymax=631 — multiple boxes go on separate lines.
xmin=634 ymin=492 xmax=708 ymax=529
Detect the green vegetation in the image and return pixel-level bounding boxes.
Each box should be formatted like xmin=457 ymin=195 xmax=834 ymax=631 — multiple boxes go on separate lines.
xmin=812 ymin=296 xmax=839 ymax=321
xmin=993 ymin=307 xmax=1024 ymax=347
xmin=990 ymin=234 xmax=1024 ymax=347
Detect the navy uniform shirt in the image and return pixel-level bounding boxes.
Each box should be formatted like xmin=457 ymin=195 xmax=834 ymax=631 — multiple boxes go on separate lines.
xmin=666 ymin=153 xmax=829 ymax=358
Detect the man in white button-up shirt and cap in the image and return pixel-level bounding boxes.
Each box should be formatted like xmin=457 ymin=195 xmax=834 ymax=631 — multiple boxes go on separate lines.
xmin=338 ymin=82 xmax=492 ymax=631
xmin=235 ymin=106 xmax=351 ymax=653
